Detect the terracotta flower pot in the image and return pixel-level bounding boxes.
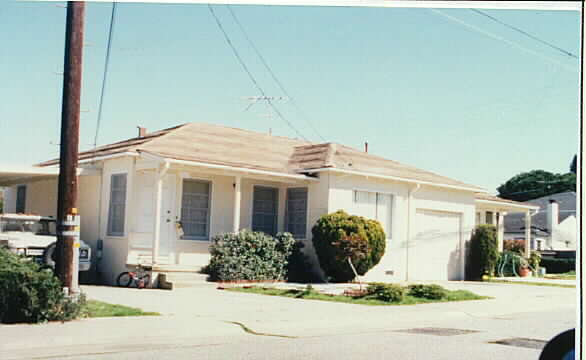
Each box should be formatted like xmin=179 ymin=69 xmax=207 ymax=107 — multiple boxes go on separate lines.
xmin=518 ymin=267 xmax=531 ymax=277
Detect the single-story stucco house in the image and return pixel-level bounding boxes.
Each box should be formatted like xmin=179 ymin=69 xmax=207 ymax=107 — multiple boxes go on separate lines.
xmin=1 ymin=123 xmax=538 ymax=284
xmin=504 ymin=191 xmax=577 ymax=251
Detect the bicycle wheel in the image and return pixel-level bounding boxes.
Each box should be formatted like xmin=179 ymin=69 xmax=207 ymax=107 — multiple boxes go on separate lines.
xmin=116 ymin=272 xmax=133 ymax=287
xmin=138 ymin=274 xmax=151 ymax=289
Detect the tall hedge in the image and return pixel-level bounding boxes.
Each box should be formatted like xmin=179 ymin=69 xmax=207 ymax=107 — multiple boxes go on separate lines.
xmin=205 ymin=230 xmax=295 ymax=281
xmin=466 ymin=225 xmax=498 ymax=280
xmin=311 ymin=210 xmax=386 ymax=282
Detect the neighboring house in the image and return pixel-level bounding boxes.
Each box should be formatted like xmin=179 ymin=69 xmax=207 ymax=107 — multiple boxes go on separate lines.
xmin=0 ymin=123 xmax=534 ymax=284
xmin=503 ymin=192 xmax=577 ymax=251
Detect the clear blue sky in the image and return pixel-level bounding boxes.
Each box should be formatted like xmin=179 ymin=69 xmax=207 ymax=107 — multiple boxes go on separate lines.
xmin=1 ymin=1 xmax=580 ymax=193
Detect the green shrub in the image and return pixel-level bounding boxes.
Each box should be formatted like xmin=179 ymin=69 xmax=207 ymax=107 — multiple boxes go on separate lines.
xmin=0 ymin=247 xmax=85 ymax=323
xmin=286 ymin=241 xmax=318 ymax=283
xmin=366 ymin=282 xmax=404 ymax=302
xmin=496 ymin=251 xmax=526 ymax=276
xmin=540 ymin=257 xmax=575 ymax=274
xmin=311 ymin=210 xmax=386 ymax=282
xmin=466 ymin=225 xmax=498 ymax=281
xmin=529 ymin=251 xmax=541 ymax=270
xmin=205 ymin=230 xmax=295 ymax=281
xmin=407 ymin=284 xmax=447 ymax=300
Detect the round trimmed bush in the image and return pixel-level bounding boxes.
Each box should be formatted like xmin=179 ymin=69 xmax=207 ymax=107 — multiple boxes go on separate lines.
xmin=311 ymin=210 xmax=386 ymax=282
xmin=407 ymin=284 xmax=447 ymax=300
xmin=205 ymin=230 xmax=295 ymax=281
xmin=366 ymin=282 xmax=404 ymax=302
xmin=466 ymin=225 xmax=498 ymax=281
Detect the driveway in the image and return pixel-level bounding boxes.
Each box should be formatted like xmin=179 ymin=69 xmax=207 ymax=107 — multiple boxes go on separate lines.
xmin=0 ymin=281 xmax=576 ymax=360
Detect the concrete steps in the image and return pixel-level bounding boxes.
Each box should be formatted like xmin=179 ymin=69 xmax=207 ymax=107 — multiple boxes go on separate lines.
xmin=155 ymin=267 xmax=213 ymax=290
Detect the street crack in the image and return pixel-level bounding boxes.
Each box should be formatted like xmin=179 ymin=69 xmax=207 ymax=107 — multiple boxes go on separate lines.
xmin=225 ymin=321 xmax=297 ymax=338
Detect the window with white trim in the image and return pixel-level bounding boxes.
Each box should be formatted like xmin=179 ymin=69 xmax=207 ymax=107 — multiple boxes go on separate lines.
xmin=285 ymin=187 xmax=308 ymax=239
xmin=252 ymin=186 xmax=278 ymax=236
xmin=107 ymin=174 xmax=127 ymax=236
xmin=16 ymin=185 xmax=26 ymax=213
xmin=180 ymin=179 xmax=211 ymax=240
xmin=353 ymin=190 xmax=393 ymax=239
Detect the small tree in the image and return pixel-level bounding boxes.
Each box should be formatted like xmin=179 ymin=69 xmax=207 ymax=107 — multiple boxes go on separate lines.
xmin=312 ymin=210 xmax=385 ymax=282
xmin=466 ymin=225 xmax=498 ymax=281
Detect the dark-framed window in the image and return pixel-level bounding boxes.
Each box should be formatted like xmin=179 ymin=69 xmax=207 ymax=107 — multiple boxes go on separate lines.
xmin=180 ymin=179 xmax=211 ymax=240
xmin=107 ymin=174 xmax=127 ymax=236
xmin=16 ymin=185 xmax=26 ymax=213
xmin=252 ymin=186 xmax=278 ymax=236
xmin=285 ymin=187 xmax=308 ymax=239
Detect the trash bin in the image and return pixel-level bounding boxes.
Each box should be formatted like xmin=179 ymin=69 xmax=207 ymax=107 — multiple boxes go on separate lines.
xmin=538 ymin=268 xmax=546 ymax=276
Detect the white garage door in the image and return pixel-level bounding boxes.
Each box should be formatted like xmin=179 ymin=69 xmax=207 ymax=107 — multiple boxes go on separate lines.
xmin=411 ymin=210 xmax=463 ymax=281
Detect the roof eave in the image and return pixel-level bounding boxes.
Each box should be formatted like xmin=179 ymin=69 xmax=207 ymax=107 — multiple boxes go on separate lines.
xmin=302 ymin=167 xmax=484 ymax=193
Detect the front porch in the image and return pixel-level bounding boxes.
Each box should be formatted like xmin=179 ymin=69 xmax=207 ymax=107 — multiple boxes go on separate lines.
xmin=474 ymin=194 xmax=539 ymax=257
xmin=123 ymin=152 xmax=317 ymax=271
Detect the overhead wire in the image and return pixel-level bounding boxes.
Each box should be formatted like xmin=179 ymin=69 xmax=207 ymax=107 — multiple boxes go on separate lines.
xmin=207 ymin=5 xmax=309 ymax=142
xmin=429 ymin=9 xmax=577 ymax=73
xmin=225 ymin=5 xmax=326 ymax=142
xmin=93 ymin=1 xmax=118 ymax=149
xmin=470 ymin=9 xmax=578 ymax=59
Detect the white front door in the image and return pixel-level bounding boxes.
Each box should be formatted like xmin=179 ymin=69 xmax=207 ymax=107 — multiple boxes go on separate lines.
xmin=159 ymin=174 xmax=177 ymax=256
xmin=133 ymin=172 xmax=177 ymax=257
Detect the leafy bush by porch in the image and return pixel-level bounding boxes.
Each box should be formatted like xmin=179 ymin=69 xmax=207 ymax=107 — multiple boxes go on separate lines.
xmin=0 ymin=247 xmax=85 ymax=323
xmin=205 ymin=230 xmax=295 ymax=281
xmin=466 ymin=225 xmax=498 ymax=280
xmin=311 ymin=210 xmax=386 ymax=282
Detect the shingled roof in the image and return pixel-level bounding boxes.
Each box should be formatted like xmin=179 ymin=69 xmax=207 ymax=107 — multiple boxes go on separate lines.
xmin=38 ymin=122 xmax=483 ymax=191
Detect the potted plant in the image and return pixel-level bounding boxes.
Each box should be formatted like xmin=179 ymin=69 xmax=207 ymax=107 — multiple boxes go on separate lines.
xmin=518 ymin=257 xmax=531 ymax=277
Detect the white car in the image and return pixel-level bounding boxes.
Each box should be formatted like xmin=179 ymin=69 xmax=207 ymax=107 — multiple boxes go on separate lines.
xmin=0 ymin=214 xmax=91 ymax=271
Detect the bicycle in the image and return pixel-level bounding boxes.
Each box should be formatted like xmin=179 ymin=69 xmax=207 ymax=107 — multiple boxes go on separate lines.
xmin=116 ymin=263 xmax=152 ymax=288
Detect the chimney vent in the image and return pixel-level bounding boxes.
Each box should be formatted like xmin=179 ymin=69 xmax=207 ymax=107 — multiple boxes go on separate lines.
xmin=137 ymin=126 xmax=147 ymax=138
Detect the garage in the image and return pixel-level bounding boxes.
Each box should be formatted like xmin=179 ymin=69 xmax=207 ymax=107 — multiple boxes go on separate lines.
xmin=410 ymin=209 xmax=464 ymax=280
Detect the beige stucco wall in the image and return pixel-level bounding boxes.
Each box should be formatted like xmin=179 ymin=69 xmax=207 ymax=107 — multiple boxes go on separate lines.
xmin=323 ymin=172 xmax=476 ymax=282
xmin=99 ymin=157 xmax=134 ymax=284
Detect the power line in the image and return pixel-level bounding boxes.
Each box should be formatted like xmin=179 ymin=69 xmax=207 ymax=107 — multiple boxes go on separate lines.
xmin=207 ymin=5 xmax=309 ymax=142
xmin=226 ymin=5 xmax=326 ymax=142
xmin=93 ymin=2 xmax=117 ymax=148
xmin=470 ymin=9 xmax=578 ymax=59
xmin=429 ymin=9 xmax=576 ymax=73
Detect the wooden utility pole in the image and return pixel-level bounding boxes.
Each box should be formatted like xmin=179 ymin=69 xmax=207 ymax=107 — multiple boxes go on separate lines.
xmin=55 ymin=1 xmax=85 ymax=292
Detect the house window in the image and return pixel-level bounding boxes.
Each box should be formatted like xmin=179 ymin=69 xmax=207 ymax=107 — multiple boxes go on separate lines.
xmin=285 ymin=188 xmax=308 ymax=239
xmin=486 ymin=211 xmax=494 ymax=225
xmin=353 ymin=190 xmax=393 ymax=239
xmin=180 ymin=179 xmax=211 ymax=240
xmin=107 ymin=174 xmax=127 ymax=236
xmin=16 ymin=185 xmax=26 ymax=213
xmin=252 ymin=186 xmax=278 ymax=236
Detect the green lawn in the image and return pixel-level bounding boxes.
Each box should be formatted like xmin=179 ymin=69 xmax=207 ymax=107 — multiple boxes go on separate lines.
xmin=225 ymin=286 xmax=489 ymax=306
xmin=83 ymin=300 xmax=160 ymax=318
xmin=544 ymin=271 xmax=576 ymax=280
xmin=488 ymin=279 xmax=575 ymax=288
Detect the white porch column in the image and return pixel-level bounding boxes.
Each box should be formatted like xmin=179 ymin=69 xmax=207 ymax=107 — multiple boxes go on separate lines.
xmin=233 ymin=175 xmax=241 ymax=233
xmin=497 ymin=211 xmax=505 ymax=252
xmin=524 ymin=211 xmax=531 ymax=258
xmin=152 ymin=162 xmax=169 ymax=265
